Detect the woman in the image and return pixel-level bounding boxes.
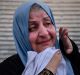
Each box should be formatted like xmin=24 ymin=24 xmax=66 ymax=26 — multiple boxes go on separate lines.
xmin=0 ymin=1 xmax=80 ymax=75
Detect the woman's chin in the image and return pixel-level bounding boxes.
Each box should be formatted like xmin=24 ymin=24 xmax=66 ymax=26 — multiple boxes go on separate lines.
xmin=37 ymin=45 xmax=53 ymax=53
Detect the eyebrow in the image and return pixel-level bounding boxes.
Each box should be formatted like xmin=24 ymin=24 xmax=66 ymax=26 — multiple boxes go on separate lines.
xmin=28 ymin=20 xmax=39 ymax=24
xmin=43 ymin=17 xmax=51 ymax=21
xmin=28 ymin=17 xmax=51 ymax=23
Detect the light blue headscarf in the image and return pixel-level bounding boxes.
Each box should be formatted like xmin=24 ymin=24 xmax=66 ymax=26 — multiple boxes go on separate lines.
xmin=13 ymin=1 xmax=74 ymax=75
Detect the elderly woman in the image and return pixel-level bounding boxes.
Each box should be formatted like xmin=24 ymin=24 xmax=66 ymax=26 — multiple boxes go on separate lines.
xmin=0 ymin=1 xmax=80 ymax=75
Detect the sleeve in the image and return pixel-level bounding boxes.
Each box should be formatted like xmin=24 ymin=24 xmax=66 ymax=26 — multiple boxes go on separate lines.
xmin=0 ymin=54 xmax=24 ymax=75
xmin=38 ymin=68 xmax=54 ymax=75
xmin=59 ymin=38 xmax=80 ymax=75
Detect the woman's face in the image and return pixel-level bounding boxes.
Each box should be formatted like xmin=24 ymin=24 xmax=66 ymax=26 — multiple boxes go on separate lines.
xmin=29 ymin=9 xmax=56 ymax=52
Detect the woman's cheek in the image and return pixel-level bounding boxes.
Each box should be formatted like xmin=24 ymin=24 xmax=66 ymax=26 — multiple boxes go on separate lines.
xmin=29 ymin=32 xmax=38 ymax=48
xmin=49 ymin=28 xmax=56 ymax=45
xmin=48 ymin=27 xmax=56 ymax=37
xmin=29 ymin=33 xmax=36 ymax=42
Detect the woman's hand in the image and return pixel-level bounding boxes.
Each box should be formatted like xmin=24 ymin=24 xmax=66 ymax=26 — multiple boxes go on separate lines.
xmin=46 ymin=50 xmax=62 ymax=74
xmin=59 ymin=27 xmax=73 ymax=54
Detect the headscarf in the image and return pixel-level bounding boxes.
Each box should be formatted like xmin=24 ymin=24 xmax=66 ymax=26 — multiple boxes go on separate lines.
xmin=13 ymin=1 xmax=74 ymax=75
xmin=13 ymin=1 xmax=57 ymax=66
xmin=22 ymin=47 xmax=67 ymax=75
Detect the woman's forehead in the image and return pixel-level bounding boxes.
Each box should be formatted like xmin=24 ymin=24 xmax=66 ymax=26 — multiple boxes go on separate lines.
xmin=29 ymin=9 xmax=50 ymax=20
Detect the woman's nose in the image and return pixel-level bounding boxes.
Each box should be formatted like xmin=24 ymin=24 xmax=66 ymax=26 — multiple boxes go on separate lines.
xmin=38 ymin=25 xmax=49 ymax=36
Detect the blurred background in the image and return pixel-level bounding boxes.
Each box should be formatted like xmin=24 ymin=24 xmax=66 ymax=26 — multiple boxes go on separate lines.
xmin=0 ymin=0 xmax=80 ymax=62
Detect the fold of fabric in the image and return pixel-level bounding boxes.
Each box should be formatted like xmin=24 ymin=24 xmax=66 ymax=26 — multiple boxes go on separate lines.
xmin=22 ymin=47 xmax=67 ymax=75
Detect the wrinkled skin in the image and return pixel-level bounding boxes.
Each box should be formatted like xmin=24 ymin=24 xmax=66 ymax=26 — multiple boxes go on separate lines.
xmin=29 ymin=9 xmax=73 ymax=54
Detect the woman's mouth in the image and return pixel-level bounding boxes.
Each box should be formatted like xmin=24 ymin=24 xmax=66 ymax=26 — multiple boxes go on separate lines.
xmin=37 ymin=39 xmax=52 ymax=45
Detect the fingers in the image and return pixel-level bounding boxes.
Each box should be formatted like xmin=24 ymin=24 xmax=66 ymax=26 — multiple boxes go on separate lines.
xmin=59 ymin=27 xmax=68 ymax=39
xmin=46 ymin=50 xmax=62 ymax=73
xmin=52 ymin=50 xmax=62 ymax=64
xmin=59 ymin=27 xmax=73 ymax=54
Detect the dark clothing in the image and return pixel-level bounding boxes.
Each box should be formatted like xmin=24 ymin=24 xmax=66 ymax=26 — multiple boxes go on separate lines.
xmin=59 ymin=39 xmax=80 ymax=75
xmin=0 ymin=54 xmax=24 ymax=75
xmin=0 ymin=39 xmax=80 ymax=75
xmin=38 ymin=68 xmax=54 ymax=75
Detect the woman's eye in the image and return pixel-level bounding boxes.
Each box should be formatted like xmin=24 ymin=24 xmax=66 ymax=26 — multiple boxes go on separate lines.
xmin=44 ymin=21 xmax=52 ymax=27
xmin=29 ymin=25 xmax=38 ymax=32
xmin=46 ymin=22 xmax=51 ymax=25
